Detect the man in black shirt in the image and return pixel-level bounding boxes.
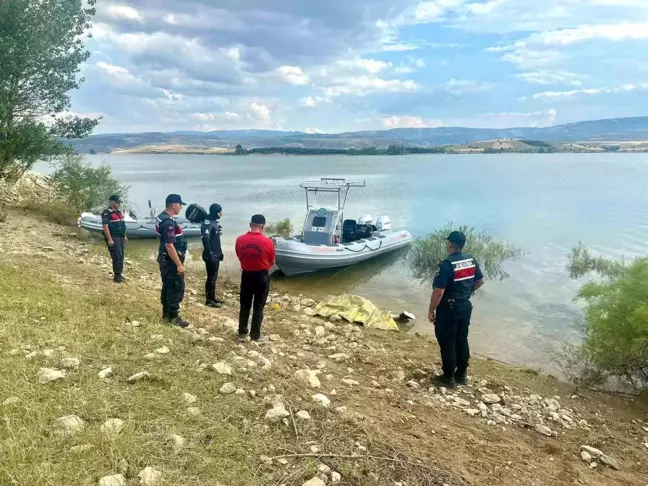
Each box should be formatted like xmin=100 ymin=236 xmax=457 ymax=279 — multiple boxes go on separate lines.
xmin=156 ymin=194 xmax=189 ymax=328
xmin=201 ymin=203 xmax=225 ymax=308
xmin=429 ymin=231 xmax=485 ymax=388
xmin=101 ymin=195 xmax=128 ymax=283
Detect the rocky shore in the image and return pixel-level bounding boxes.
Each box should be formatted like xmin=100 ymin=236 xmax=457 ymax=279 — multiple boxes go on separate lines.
xmin=0 ymin=208 xmax=646 ymax=486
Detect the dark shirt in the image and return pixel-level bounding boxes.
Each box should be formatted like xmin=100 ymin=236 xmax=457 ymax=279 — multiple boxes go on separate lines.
xmin=156 ymin=211 xmax=187 ymax=256
xmin=433 ymin=252 xmax=483 ymax=302
xmin=235 ymin=232 xmax=275 ymax=271
xmin=101 ymin=208 xmax=126 ymax=237
xmin=201 ymin=219 xmax=223 ymax=262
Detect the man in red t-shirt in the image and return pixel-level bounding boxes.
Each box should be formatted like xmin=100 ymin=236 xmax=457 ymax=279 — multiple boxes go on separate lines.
xmin=235 ymin=214 xmax=276 ymax=343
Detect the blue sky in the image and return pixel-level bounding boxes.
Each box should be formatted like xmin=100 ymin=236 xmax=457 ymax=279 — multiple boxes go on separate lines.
xmin=71 ymin=0 xmax=648 ymax=133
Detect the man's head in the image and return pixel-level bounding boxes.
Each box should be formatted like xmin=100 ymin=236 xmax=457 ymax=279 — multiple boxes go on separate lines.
xmin=109 ymin=194 xmax=121 ymax=209
xmin=209 ymin=203 xmax=223 ymax=220
xmin=447 ymin=231 xmax=466 ymax=253
xmin=165 ymin=194 xmax=187 ymax=216
xmin=249 ymin=214 xmax=266 ymax=233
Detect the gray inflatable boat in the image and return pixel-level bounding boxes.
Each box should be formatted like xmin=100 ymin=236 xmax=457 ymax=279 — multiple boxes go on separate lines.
xmin=272 ymin=179 xmax=412 ymax=276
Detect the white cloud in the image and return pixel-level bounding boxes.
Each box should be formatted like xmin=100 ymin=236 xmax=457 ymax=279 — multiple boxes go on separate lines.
xmin=381 ymin=43 xmax=421 ymax=52
xmin=411 ymin=0 xmax=466 ymax=23
xmin=532 ymin=22 xmax=648 ymax=45
xmin=516 ymin=71 xmax=582 ymax=86
xmin=383 ymin=115 xmax=443 ymax=128
xmin=104 ymin=4 xmax=143 ymax=22
xmin=192 ymin=111 xmax=241 ymax=121
xmin=323 ymin=76 xmax=419 ymax=97
xmin=250 ymin=102 xmax=271 ymax=121
xmin=96 ymin=61 xmax=129 ymax=76
xmin=304 ymin=127 xmax=324 ymax=134
xmin=278 ymin=66 xmax=310 ymax=86
xmin=394 ymin=66 xmax=415 ymax=74
xmin=339 ymin=59 xmax=391 ymax=74
xmin=300 ymin=96 xmax=332 ymax=108
xmin=498 ymin=47 xmax=564 ymax=69
xmin=466 ymin=0 xmax=504 ymax=15
xmin=528 ymin=83 xmax=648 ymax=100
xmin=444 ymin=78 xmax=495 ymax=95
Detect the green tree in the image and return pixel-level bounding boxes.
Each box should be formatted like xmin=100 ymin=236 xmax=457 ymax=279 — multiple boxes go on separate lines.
xmin=49 ymin=154 xmax=129 ymax=213
xmin=0 ymin=0 xmax=99 ymax=182
xmin=560 ymin=244 xmax=648 ymax=391
xmin=408 ymin=223 xmax=524 ymax=282
xmin=235 ymin=144 xmax=246 ymax=155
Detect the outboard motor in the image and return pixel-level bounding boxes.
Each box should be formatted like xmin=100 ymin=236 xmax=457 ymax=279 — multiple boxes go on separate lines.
xmin=358 ymin=214 xmax=374 ymax=226
xmin=376 ymin=216 xmax=392 ymax=231
xmin=185 ymin=203 xmax=208 ymax=223
xmin=356 ymin=214 xmax=374 ymax=239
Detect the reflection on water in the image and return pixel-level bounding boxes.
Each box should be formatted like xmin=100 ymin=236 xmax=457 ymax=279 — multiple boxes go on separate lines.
xmin=64 ymin=152 xmax=648 ymax=372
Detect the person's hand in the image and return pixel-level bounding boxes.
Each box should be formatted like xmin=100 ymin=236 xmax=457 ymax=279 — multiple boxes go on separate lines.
xmin=107 ymin=239 xmax=114 ymax=247
xmin=428 ymin=311 xmax=436 ymax=324
xmin=177 ymin=264 xmax=185 ymax=277
xmin=219 ymin=253 xmax=224 ymax=262
xmin=123 ymin=236 xmax=128 ymax=243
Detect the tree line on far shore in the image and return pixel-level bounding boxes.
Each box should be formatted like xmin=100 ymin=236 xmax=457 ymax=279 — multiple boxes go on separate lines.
xmin=234 ymin=144 xmax=450 ymax=156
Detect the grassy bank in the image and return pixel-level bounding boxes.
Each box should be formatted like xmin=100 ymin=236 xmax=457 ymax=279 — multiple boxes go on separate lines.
xmin=0 ymin=209 xmax=647 ymax=486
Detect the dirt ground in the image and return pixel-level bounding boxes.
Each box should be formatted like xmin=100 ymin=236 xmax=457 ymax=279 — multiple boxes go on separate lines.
xmin=0 ymin=209 xmax=646 ymax=486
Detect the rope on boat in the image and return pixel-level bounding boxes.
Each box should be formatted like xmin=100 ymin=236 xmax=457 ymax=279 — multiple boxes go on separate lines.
xmin=342 ymin=240 xmax=383 ymax=253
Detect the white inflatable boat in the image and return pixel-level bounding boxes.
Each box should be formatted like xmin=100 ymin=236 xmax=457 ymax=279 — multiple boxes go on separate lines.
xmin=78 ymin=207 xmax=201 ymax=239
xmin=272 ymin=179 xmax=412 ymax=276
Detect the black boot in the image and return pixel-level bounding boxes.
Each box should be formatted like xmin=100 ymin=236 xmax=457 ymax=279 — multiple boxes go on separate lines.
xmin=432 ymin=375 xmax=456 ymax=389
xmin=168 ymin=317 xmax=190 ymax=328
xmin=454 ymin=371 xmax=468 ymax=386
xmin=113 ymin=274 xmax=124 ymax=283
xmin=205 ymin=300 xmax=222 ymax=308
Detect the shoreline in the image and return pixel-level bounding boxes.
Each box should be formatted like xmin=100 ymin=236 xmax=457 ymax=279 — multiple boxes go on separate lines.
xmin=0 ymin=206 xmax=647 ymax=484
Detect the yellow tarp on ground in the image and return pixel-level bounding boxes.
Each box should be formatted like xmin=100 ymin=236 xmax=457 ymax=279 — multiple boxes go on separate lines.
xmin=313 ymin=294 xmax=399 ymax=331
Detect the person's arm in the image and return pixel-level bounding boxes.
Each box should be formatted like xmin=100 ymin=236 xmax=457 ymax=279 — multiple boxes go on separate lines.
xmin=201 ymin=224 xmax=214 ymax=261
xmin=161 ymin=221 xmax=185 ymax=276
xmin=473 ymin=261 xmax=485 ymax=292
xmin=214 ymin=224 xmax=223 ymax=260
xmin=268 ymin=238 xmax=276 ymax=266
xmin=428 ymin=262 xmax=451 ymax=323
xmin=101 ymin=211 xmax=114 ymax=246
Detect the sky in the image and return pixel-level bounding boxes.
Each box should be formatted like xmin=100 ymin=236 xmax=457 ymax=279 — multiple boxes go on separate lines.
xmin=72 ymin=0 xmax=648 ymax=134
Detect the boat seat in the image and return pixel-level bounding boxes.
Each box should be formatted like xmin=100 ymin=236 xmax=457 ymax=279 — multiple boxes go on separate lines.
xmin=355 ymin=224 xmax=374 ymax=240
xmin=342 ymin=219 xmax=357 ymax=243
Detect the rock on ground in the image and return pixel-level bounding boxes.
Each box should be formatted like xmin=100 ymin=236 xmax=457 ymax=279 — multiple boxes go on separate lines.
xmin=265 ymin=403 xmax=290 ymax=423
xmin=3 ymin=396 xmax=20 ymax=406
xmin=60 ymin=357 xmax=81 ymax=369
xmin=481 ymin=393 xmax=501 ymax=404
xmin=37 ymin=367 xmax=66 ymax=384
xmin=182 ymin=392 xmax=198 ymax=404
xmin=580 ymin=451 xmax=592 ymax=463
xmin=220 ymin=382 xmax=237 ymax=394
xmin=328 ymin=353 xmax=349 ymax=362
xmin=213 ymin=362 xmax=233 ymax=375
xmin=127 ymin=371 xmax=150 ymax=383
xmin=98 ymin=367 xmax=113 ymax=379
xmin=302 ymin=478 xmax=326 ymax=486
xmin=535 ymin=424 xmax=556 ymax=437
xmin=138 ymin=467 xmax=163 ymax=485
xmin=295 ymin=369 xmax=321 ymax=388
xmin=579 ymin=445 xmax=603 ymax=459
xmin=331 ymin=471 xmax=342 ymax=483
xmin=296 ymin=410 xmax=311 ymax=420
xmin=599 ymin=454 xmax=620 ymax=470
xmin=312 ymin=394 xmax=330 ymax=407
xmin=53 ymin=415 xmax=85 ymax=437
xmin=101 ymin=418 xmax=125 ymax=438
xmin=98 ymin=475 xmax=125 ymax=486
xmin=170 ymin=434 xmax=186 ymax=453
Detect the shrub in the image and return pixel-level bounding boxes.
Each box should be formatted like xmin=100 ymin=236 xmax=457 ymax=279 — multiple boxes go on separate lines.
xmin=561 ymin=246 xmax=648 ymax=391
xmin=264 ymin=218 xmax=293 ymax=237
xmin=409 ymin=222 xmax=524 ymax=282
xmin=49 ymin=154 xmax=129 ymax=214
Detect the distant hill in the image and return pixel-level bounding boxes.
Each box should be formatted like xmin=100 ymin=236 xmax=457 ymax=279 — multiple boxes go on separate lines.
xmin=69 ymin=116 xmax=648 ymax=153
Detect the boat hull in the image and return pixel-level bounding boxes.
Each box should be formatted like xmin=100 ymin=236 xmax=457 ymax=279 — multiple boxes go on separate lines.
xmin=77 ymin=213 xmax=202 ymax=239
xmin=273 ymin=230 xmax=412 ymax=276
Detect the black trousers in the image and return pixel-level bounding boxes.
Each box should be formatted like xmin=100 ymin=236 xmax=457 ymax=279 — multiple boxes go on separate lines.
xmin=204 ymin=260 xmax=220 ymax=302
xmin=435 ymin=300 xmax=473 ymax=378
xmin=159 ymin=255 xmax=185 ymax=320
xmin=107 ymin=236 xmax=125 ymax=277
xmin=238 ymin=270 xmax=270 ymax=340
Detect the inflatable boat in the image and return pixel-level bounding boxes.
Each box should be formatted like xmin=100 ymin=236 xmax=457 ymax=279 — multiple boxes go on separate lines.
xmin=78 ymin=205 xmax=201 ymax=239
xmin=272 ymin=179 xmax=412 ymax=276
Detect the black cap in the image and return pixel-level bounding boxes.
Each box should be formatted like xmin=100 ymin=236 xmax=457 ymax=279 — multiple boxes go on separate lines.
xmin=165 ymin=194 xmax=187 ymax=206
xmin=447 ymin=231 xmax=466 ymax=249
xmin=109 ymin=194 xmax=121 ymax=203
xmin=250 ymin=214 xmax=266 ymax=225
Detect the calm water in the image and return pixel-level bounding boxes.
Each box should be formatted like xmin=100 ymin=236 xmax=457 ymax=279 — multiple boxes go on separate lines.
xmin=47 ymin=153 xmax=648 ymax=370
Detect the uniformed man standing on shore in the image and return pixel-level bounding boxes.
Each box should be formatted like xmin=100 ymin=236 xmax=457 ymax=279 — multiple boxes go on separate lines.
xmin=156 ymin=194 xmax=190 ymax=328
xmin=428 ymin=231 xmax=485 ymax=388
xmin=101 ymin=195 xmax=127 ymax=283
xmin=201 ymin=203 xmax=224 ymax=308
xmin=235 ymin=214 xmax=275 ymax=343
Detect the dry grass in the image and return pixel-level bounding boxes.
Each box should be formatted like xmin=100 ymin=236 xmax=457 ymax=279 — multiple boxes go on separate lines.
xmin=0 ymin=209 xmax=647 ymax=486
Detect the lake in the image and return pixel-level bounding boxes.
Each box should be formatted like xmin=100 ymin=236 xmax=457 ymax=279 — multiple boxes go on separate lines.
xmin=54 ymin=153 xmax=648 ymax=370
